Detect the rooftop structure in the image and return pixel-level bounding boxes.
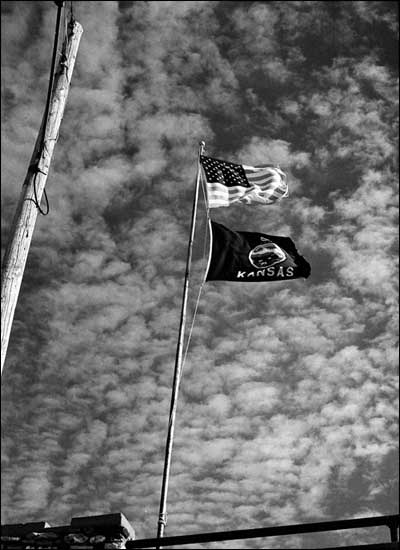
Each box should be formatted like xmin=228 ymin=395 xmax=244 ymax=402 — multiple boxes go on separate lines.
xmin=2 ymin=513 xmax=399 ymax=549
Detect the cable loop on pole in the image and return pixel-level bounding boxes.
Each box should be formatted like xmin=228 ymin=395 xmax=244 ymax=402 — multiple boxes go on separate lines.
xmin=33 ymin=176 xmax=50 ymax=216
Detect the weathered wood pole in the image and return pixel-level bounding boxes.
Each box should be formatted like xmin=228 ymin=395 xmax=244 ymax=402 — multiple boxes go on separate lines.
xmin=1 ymin=20 xmax=83 ymax=375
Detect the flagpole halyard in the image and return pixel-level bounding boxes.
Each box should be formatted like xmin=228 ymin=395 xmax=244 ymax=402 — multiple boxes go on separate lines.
xmin=156 ymin=141 xmax=205 ymax=544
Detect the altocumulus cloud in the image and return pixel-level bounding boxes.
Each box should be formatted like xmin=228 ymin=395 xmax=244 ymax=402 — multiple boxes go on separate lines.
xmin=1 ymin=1 xmax=398 ymax=549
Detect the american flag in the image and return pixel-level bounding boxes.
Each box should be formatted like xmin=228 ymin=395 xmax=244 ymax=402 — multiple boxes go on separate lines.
xmin=200 ymin=155 xmax=288 ymax=208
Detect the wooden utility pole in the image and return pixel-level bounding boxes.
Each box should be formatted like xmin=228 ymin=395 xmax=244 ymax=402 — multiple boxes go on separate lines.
xmin=1 ymin=18 xmax=83 ymax=375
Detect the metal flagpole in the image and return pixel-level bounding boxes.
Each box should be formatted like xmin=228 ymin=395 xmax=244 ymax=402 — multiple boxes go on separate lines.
xmin=156 ymin=141 xmax=205 ymax=543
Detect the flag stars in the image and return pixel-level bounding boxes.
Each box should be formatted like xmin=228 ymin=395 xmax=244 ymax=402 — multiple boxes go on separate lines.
xmin=201 ymin=156 xmax=250 ymax=188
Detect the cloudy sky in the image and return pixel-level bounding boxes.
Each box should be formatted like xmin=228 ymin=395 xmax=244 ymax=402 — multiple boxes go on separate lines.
xmin=1 ymin=1 xmax=398 ymax=548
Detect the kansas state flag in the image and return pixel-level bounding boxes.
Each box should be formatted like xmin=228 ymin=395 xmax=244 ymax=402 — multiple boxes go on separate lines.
xmin=206 ymin=221 xmax=311 ymax=282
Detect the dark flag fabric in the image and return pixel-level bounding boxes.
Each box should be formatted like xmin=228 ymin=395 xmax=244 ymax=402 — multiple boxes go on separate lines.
xmin=206 ymin=221 xmax=311 ymax=282
xmin=200 ymin=155 xmax=288 ymax=207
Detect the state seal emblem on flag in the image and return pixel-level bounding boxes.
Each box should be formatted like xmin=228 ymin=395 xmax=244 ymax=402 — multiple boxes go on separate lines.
xmin=248 ymin=239 xmax=287 ymax=269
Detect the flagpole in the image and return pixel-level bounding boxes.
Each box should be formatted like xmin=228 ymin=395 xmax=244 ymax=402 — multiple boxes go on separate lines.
xmin=156 ymin=141 xmax=205 ymax=543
